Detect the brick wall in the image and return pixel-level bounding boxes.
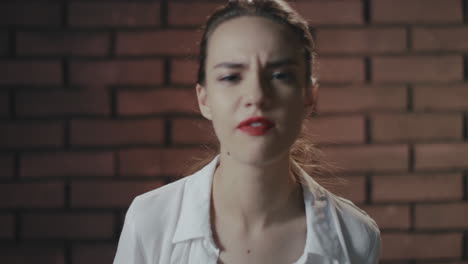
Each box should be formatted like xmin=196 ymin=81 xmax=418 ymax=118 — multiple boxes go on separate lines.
xmin=0 ymin=0 xmax=467 ymax=263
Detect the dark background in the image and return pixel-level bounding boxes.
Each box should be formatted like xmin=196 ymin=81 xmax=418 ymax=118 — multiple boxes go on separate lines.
xmin=0 ymin=0 xmax=468 ymax=263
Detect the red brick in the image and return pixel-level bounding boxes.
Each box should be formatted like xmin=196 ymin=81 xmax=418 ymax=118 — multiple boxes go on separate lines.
xmin=316 ymin=27 xmax=407 ymax=54
xmin=17 ymin=32 xmax=110 ymax=56
xmin=119 ymin=147 xmax=207 ymax=177
xmin=293 ymin=1 xmax=363 ymax=25
xmin=0 ymin=214 xmax=14 ymax=239
xmin=415 ymin=203 xmax=468 ymax=230
xmin=371 ymin=113 xmax=462 ymax=142
xmin=414 ymin=84 xmax=468 ymax=111
xmin=0 ymin=61 xmax=62 ymax=85
xmin=171 ymin=59 xmax=198 ymax=85
xmin=72 ymin=244 xmax=116 ymax=264
xmin=302 ymin=115 xmax=365 ymax=144
xmin=373 ymin=56 xmax=463 ymax=82
xmin=116 ymin=30 xmax=200 ymax=56
xmin=326 ymin=175 xmax=366 ymax=204
xmin=415 ymin=143 xmax=468 ymax=170
xmin=119 ymin=148 xmax=163 ymax=177
xmin=413 ymin=27 xmax=468 ymax=51
xmin=70 ymin=59 xmax=163 ymax=85
xmin=0 ymin=246 xmax=64 ymax=264
xmin=323 ymin=145 xmax=408 ymax=172
xmin=21 ymin=152 xmax=114 ymax=178
xmin=69 ymin=2 xmax=160 ymax=27
xmin=0 ymin=155 xmax=14 ymax=178
xmin=172 ymin=118 xmax=214 ymax=144
xmin=22 ymin=213 xmax=114 ymax=239
xmin=0 ymin=32 xmax=8 ymax=55
xmin=0 ymin=182 xmax=64 ymax=208
xmin=168 ymin=2 xmax=220 ymax=26
xmin=382 ymin=233 xmax=462 ymax=260
xmin=17 ymin=89 xmax=110 ymax=117
xmin=360 ymin=205 xmax=410 ymax=230
xmin=71 ymin=181 xmax=163 ymax=208
xmin=373 ymin=173 xmax=463 ymax=202
xmin=71 ymin=119 xmax=164 ymax=146
xmin=392 ymin=236 xmax=464 ymax=262
xmin=318 ymin=58 xmax=365 ymax=83
xmin=0 ymin=93 xmax=9 ymax=117
xmin=318 ymin=84 xmax=407 ymax=113
xmin=118 ymin=88 xmax=198 ymax=116
xmin=372 ymin=0 xmax=462 ymax=24
xmin=0 ymin=121 xmax=63 ymax=148
xmin=0 ymin=3 xmax=61 ymax=26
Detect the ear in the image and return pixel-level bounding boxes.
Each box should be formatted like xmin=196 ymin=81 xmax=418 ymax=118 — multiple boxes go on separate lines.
xmin=196 ymin=83 xmax=213 ymax=120
xmin=304 ymin=80 xmax=319 ymax=117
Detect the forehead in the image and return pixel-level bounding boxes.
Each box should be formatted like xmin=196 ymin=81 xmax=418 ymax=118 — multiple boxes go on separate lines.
xmin=206 ymin=16 xmax=303 ymax=66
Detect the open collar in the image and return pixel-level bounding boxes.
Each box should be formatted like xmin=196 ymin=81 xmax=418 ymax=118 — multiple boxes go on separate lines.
xmin=171 ymin=154 xmax=218 ymax=244
xmin=291 ymin=158 xmax=347 ymax=261
xmin=171 ymin=154 xmax=346 ymax=261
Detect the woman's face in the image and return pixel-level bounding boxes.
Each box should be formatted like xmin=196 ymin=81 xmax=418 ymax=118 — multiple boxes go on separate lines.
xmin=196 ymin=15 xmax=315 ymax=165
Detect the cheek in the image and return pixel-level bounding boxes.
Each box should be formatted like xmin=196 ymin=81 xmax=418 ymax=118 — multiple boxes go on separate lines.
xmin=207 ymin=93 xmax=234 ymax=140
xmin=209 ymin=92 xmax=232 ymax=117
xmin=281 ymin=89 xmax=305 ymax=111
xmin=280 ymin=92 xmax=306 ymax=127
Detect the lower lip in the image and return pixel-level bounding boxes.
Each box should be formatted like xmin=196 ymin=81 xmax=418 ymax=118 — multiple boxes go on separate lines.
xmin=238 ymin=124 xmax=273 ymax=136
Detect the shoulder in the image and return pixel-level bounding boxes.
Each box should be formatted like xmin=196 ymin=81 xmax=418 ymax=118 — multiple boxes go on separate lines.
xmin=114 ymin=177 xmax=191 ymax=263
xmin=132 ymin=176 xmax=189 ymax=211
xmin=327 ymin=192 xmax=381 ymax=263
xmin=329 ymin=193 xmax=380 ymax=236
xmin=125 ymin=176 xmax=189 ymax=235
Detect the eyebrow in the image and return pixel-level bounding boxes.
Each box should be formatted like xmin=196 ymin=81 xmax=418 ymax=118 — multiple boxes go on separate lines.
xmin=213 ymin=58 xmax=298 ymax=69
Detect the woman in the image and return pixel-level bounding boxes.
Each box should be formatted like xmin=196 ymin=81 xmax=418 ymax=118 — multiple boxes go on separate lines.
xmin=114 ymin=0 xmax=381 ymax=263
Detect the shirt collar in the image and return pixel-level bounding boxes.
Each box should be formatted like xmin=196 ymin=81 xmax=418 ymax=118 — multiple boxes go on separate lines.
xmin=171 ymin=154 xmax=343 ymax=259
xmin=172 ymin=154 xmax=218 ymax=243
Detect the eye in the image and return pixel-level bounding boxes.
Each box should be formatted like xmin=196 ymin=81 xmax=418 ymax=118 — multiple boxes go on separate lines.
xmin=272 ymin=72 xmax=294 ymax=81
xmin=219 ymin=74 xmax=241 ymax=83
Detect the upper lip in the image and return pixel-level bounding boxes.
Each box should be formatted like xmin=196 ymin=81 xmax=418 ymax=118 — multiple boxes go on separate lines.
xmin=237 ymin=116 xmax=275 ymax=128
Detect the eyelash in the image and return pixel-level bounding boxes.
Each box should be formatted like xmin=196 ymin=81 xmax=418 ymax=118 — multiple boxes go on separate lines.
xmin=219 ymin=72 xmax=294 ymax=83
xmin=220 ymin=74 xmax=240 ymax=82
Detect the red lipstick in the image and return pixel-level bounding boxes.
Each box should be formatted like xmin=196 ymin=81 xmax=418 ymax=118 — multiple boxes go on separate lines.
xmin=237 ymin=116 xmax=275 ymax=136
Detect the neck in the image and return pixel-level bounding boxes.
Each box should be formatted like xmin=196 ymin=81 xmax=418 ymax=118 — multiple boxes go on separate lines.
xmin=211 ymin=150 xmax=304 ymax=234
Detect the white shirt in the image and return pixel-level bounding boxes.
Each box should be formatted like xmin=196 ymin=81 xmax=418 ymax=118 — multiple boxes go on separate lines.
xmin=114 ymin=155 xmax=381 ymax=264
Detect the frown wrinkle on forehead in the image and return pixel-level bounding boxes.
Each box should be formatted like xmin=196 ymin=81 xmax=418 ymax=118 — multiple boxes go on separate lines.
xmin=206 ymin=16 xmax=303 ymax=72
xmin=213 ymin=57 xmax=299 ymax=70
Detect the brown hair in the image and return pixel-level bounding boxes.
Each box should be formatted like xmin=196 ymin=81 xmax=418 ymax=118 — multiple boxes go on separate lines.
xmin=182 ymin=0 xmax=345 ymax=190
xmin=196 ymin=0 xmax=316 ymax=87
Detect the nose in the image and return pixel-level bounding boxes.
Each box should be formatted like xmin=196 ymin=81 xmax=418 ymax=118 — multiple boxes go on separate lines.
xmin=243 ymin=72 xmax=269 ymax=108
